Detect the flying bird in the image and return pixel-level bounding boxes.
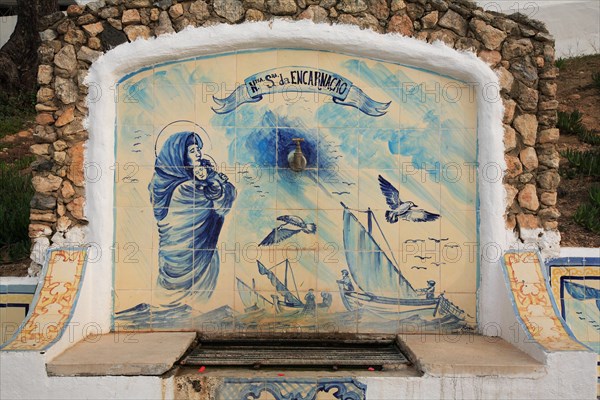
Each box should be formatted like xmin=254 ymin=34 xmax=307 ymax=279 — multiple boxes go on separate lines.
xmin=428 ymin=237 xmax=449 ymax=243
xmin=431 ymin=262 xmax=446 ymax=266
xmin=411 ymin=266 xmax=427 ymax=270
xmin=404 ymin=239 xmax=425 ymax=243
xmin=414 ymin=255 xmax=432 ymax=260
xmin=259 ymin=215 xmax=317 ymax=246
xmin=377 ymin=175 xmax=440 ymax=223
xmin=445 ymin=244 xmax=460 ymax=249
xmin=342 ymin=181 xmax=356 ymax=186
xmin=332 ymin=191 xmax=350 ymax=195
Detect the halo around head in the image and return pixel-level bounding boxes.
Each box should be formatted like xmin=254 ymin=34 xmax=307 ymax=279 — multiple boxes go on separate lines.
xmin=154 ymin=120 xmax=213 ymax=157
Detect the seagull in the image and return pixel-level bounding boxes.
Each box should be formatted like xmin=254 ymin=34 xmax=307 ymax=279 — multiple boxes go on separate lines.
xmin=431 ymin=262 xmax=446 ymax=266
xmin=259 ymin=215 xmax=317 ymax=246
xmin=411 ymin=266 xmax=427 ymax=270
xmin=332 ymin=191 xmax=350 ymax=195
xmin=405 ymin=239 xmax=425 ymax=243
xmin=415 ymin=255 xmax=432 ymax=260
xmin=445 ymin=244 xmax=460 ymax=249
xmin=428 ymin=237 xmax=449 ymax=243
xmin=378 ymin=175 xmax=440 ymax=223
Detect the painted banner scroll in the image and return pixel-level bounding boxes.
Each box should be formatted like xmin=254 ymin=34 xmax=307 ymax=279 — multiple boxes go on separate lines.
xmin=212 ymin=67 xmax=391 ymax=116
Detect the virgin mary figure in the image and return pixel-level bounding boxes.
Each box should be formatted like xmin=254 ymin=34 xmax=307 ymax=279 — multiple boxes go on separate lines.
xmin=149 ymin=131 xmax=236 ymax=305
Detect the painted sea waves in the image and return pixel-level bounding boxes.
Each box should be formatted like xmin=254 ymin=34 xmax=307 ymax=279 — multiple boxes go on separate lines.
xmin=113 ymin=49 xmax=478 ymax=334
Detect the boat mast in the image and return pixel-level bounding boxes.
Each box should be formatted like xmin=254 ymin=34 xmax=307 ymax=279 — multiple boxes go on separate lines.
xmin=288 ymin=260 xmax=300 ymax=300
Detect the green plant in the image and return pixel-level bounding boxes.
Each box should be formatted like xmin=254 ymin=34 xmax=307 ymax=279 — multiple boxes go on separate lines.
xmin=573 ymin=203 xmax=600 ymax=233
xmin=557 ymin=110 xmax=600 ymax=145
xmin=557 ymin=110 xmax=586 ymax=136
xmin=0 ymin=91 xmax=36 ymax=140
xmin=592 ymin=71 xmax=600 ymax=89
xmin=573 ymin=186 xmax=600 ymax=234
xmin=0 ymin=157 xmax=34 ymax=263
xmin=589 ymin=185 xmax=600 ymax=208
xmin=578 ymin=130 xmax=600 ymax=146
xmin=559 ymin=166 xmax=577 ymax=180
xmin=555 ymin=58 xmax=567 ymax=70
xmin=560 ymin=149 xmax=600 ymax=177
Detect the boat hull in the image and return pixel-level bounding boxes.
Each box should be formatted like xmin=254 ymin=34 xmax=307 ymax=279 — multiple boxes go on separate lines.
xmin=337 ymin=282 xmax=463 ymax=322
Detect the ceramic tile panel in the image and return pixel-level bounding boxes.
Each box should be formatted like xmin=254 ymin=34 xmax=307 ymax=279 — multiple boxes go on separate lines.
xmin=112 ymin=49 xmax=479 ymax=334
xmin=216 ymin=377 xmax=366 ymax=400
xmin=1 ymin=248 xmax=88 ymax=351
xmin=547 ymin=257 xmax=600 ymax=395
xmin=501 ymin=251 xmax=588 ymax=352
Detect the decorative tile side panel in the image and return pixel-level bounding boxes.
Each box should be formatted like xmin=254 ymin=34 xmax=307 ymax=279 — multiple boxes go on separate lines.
xmin=216 ymin=378 xmax=366 ymax=400
xmin=501 ymin=251 xmax=587 ymax=352
xmin=1 ymin=248 xmax=88 ymax=351
xmin=547 ymin=257 xmax=600 ymax=395
xmin=113 ymin=49 xmax=479 ymax=334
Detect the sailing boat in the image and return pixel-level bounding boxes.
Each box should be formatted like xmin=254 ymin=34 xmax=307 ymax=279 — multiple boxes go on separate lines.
xmin=237 ymin=259 xmax=331 ymax=314
xmin=337 ymin=204 xmax=465 ymax=323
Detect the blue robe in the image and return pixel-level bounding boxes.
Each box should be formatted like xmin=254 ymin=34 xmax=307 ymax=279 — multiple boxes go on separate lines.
xmin=149 ymin=132 xmax=236 ymax=305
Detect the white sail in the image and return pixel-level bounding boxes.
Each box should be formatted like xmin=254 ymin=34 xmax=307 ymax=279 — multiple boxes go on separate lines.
xmin=343 ymin=209 xmax=418 ymax=298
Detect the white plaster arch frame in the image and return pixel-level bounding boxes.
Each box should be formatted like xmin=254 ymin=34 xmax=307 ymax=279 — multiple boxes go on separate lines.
xmin=73 ymin=20 xmax=517 ymax=359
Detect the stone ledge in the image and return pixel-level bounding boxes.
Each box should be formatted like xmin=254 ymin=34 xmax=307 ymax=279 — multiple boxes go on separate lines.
xmin=398 ymin=334 xmax=546 ymax=377
xmin=46 ymin=332 xmax=546 ymax=379
xmin=46 ymin=332 xmax=196 ymax=376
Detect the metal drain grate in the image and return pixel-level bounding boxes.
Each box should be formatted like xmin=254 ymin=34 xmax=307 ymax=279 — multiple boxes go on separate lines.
xmin=180 ymin=339 xmax=409 ymax=369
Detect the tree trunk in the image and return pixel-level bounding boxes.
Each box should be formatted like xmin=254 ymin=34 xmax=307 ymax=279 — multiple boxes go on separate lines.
xmin=0 ymin=0 xmax=59 ymax=94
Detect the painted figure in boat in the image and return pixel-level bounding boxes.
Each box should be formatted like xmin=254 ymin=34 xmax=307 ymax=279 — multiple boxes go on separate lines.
xmin=417 ymin=280 xmax=436 ymax=300
xmin=149 ymin=131 xmax=236 ymax=304
xmin=338 ymin=269 xmax=355 ymax=292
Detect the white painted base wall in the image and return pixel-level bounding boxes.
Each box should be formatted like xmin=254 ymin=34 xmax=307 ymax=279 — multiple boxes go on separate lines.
xmin=0 ymin=352 xmax=168 ymax=400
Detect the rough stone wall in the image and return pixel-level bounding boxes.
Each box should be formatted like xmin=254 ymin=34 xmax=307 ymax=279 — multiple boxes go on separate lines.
xmin=28 ymin=0 xmax=558 ymax=274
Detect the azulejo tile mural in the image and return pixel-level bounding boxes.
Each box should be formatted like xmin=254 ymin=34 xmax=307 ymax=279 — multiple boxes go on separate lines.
xmin=112 ymin=49 xmax=478 ymax=334
xmin=547 ymin=257 xmax=600 ymax=394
